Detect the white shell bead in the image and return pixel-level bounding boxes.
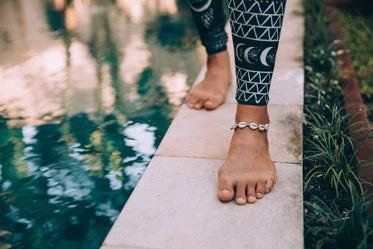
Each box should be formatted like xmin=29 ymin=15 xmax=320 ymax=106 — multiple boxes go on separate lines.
xmin=259 ymin=124 xmax=265 ymax=131
xmin=238 ymin=122 xmax=247 ymax=128
xmin=249 ymin=123 xmax=258 ymax=129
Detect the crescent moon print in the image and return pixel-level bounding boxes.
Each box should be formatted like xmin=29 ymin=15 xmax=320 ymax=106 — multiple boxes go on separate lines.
xmin=235 ymin=43 xmax=246 ymax=62
xmin=260 ymin=47 xmax=273 ymax=67
xmin=243 ymin=47 xmax=255 ymax=64
xmin=228 ymin=0 xmax=286 ymax=106
xmin=189 ymin=0 xmax=213 ymax=12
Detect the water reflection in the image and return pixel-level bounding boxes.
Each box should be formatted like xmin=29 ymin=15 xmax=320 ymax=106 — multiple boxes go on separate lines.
xmin=0 ymin=0 xmax=204 ymax=248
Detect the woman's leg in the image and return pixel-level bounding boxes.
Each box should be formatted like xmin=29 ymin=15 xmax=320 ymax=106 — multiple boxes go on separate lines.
xmin=218 ymin=0 xmax=287 ymax=204
xmin=187 ymin=0 xmax=228 ymax=54
xmin=229 ymin=0 xmax=286 ymax=106
xmin=185 ymin=0 xmax=232 ymax=110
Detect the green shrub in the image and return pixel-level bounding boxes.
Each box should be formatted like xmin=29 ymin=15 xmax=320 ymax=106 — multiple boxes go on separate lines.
xmin=303 ymin=0 xmax=373 ymax=248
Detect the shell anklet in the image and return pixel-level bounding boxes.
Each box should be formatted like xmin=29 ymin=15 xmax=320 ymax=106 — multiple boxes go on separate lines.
xmin=231 ymin=121 xmax=270 ymax=131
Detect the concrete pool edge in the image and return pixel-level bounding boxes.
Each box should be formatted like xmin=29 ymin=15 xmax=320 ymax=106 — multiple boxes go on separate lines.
xmin=101 ymin=0 xmax=305 ymax=247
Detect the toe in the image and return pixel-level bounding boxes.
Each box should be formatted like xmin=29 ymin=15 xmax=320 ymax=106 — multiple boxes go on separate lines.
xmin=185 ymin=94 xmax=198 ymax=109
xmin=186 ymin=101 xmax=194 ymax=109
xmin=217 ymin=174 xmax=235 ymax=202
xmin=184 ymin=93 xmax=192 ymax=105
xmin=204 ymin=100 xmax=219 ymax=110
xmin=193 ymin=100 xmax=203 ymax=109
xmin=265 ymin=178 xmax=275 ymax=193
xmin=218 ymin=189 xmax=234 ymax=202
xmin=246 ymin=182 xmax=256 ymax=203
xmin=256 ymin=179 xmax=266 ymax=199
xmin=235 ymin=181 xmax=247 ymax=205
xmin=204 ymin=95 xmax=224 ymax=110
xmin=184 ymin=96 xmax=192 ymax=108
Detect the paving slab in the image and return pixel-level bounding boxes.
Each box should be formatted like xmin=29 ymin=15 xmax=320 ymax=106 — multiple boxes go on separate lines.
xmin=103 ymin=156 xmax=303 ymax=249
xmin=281 ymin=0 xmax=305 ymax=42
xmin=276 ymin=40 xmax=304 ymax=69
xmin=156 ymin=104 xmax=302 ymax=163
xmin=269 ymin=68 xmax=304 ymax=106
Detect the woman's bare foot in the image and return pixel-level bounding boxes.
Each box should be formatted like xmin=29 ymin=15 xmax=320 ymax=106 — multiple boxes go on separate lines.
xmin=217 ymin=104 xmax=276 ymax=204
xmin=185 ymin=50 xmax=232 ymax=110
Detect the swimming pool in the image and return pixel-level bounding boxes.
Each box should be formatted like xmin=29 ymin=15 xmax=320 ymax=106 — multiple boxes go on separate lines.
xmin=0 ymin=0 xmax=204 ymax=248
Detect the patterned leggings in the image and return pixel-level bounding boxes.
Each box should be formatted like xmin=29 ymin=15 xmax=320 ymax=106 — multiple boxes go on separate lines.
xmin=188 ymin=0 xmax=287 ymax=106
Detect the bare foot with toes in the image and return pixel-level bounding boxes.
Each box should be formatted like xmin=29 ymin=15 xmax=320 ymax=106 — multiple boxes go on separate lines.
xmin=217 ymin=104 xmax=277 ymax=204
xmin=185 ymin=50 xmax=232 ymax=110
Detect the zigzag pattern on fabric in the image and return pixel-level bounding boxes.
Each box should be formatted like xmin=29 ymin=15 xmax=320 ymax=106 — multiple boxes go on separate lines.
xmin=229 ymin=0 xmax=285 ymax=41
xmin=229 ymin=0 xmax=286 ymax=105
xmin=236 ymin=67 xmax=272 ymax=104
xmin=188 ymin=0 xmax=228 ymax=54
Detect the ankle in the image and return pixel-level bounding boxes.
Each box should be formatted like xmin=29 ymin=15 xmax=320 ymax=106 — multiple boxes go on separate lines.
xmin=206 ymin=50 xmax=230 ymax=69
xmin=235 ymin=104 xmax=269 ymax=123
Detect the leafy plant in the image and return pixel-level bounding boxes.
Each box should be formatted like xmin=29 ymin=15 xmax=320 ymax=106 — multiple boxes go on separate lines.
xmin=302 ymin=0 xmax=373 ymax=248
xmin=304 ymin=106 xmax=362 ymax=196
xmin=305 ymin=182 xmax=373 ymax=249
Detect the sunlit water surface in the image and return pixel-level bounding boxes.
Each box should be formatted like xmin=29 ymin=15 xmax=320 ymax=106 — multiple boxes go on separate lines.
xmin=0 ymin=0 xmax=204 ymax=248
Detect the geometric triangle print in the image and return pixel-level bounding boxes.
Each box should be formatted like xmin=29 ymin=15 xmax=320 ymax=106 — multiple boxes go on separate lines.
xmin=258 ymin=84 xmax=268 ymax=94
xmin=254 ymin=94 xmax=265 ymax=104
xmin=235 ymin=0 xmax=246 ymax=11
xmin=247 ymin=2 xmax=261 ymax=13
xmin=246 ymin=27 xmax=257 ymax=39
xmin=275 ymin=3 xmax=284 ymax=14
xmin=257 ymin=15 xmax=270 ymax=26
xmin=262 ymin=16 xmax=273 ymax=27
xmin=273 ymin=16 xmax=282 ymax=27
xmin=251 ymin=72 xmax=260 ymax=83
xmin=237 ymin=13 xmax=245 ymax=24
xmin=270 ymin=29 xmax=279 ymax=40
xmin=263 ymin=3 xmax=276 ymax=14
xmin=246 ymin=15 xmax=260 ymax=26
xmin=258 ymin=28 xmax=271 ymax=40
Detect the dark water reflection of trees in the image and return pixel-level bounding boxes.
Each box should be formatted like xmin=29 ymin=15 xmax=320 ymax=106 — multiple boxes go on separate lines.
xmin=0 ymin=0 xmax=202 ymax=248
xmin=0 ymin=113 xmax=161 ymax=248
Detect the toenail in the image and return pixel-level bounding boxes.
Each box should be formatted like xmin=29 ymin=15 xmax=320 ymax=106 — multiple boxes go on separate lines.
xmin=257 ymin=193 xmax=263 ymax=198
xmin=222 ymin=189 xmax=231 ymax=196
xmin=248 ymin=196 xmax=256 ymax=202
xmin=237 ymin=197 xmax=246 ymax=204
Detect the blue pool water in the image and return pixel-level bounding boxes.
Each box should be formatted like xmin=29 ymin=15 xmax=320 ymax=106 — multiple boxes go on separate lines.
xmin=0 ymin=0 xmax=203 ymax=248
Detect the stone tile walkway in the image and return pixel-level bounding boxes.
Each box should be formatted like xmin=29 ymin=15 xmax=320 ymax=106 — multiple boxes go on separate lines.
xmin=101 ymin=0 xmax=304 ymax=248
